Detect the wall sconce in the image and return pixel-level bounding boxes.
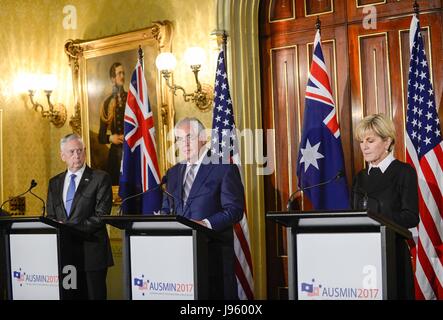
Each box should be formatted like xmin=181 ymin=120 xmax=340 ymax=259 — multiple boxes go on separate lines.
xmin=156 ymin=47 xmax=213 ymax=111
xmin=18 ymin=74 xmax=67 ymax=128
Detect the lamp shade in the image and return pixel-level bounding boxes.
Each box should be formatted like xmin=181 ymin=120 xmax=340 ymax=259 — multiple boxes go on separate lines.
xmin=184 ymin=47 xmax=205 ymax=67
xmin=41 ymin=74 xmax=57 ymax=91
xmin=14 ymin=73 xmax=37 ymax=93
xmin=155 ymin=52 xmax=177 ymax=71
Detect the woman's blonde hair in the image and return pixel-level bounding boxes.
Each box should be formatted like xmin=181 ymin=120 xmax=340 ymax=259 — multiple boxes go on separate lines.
xmin=354 ymin=113 xmax=396 ymax=152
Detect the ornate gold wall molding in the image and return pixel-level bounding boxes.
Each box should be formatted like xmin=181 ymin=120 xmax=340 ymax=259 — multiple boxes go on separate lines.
xmin=64 ymin=21 xmax=174 ymax=175
xmin=0 ymin=109 xmax=3 ymax=204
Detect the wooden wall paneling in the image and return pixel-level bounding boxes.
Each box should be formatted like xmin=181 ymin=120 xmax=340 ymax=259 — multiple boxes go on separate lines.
xmin=359 ymin=33 xmax=392 ymax=117
xmin=261 ymin=39 xmax=282 ymax=300
xmin=269 ymin=0 xmax=295 ymax=22
xmin=305 ymin=0 xmax=334 ymax=16
xmin=356 ymin=0 xmax=386 ymax=7
xmin=260 ymin=0 xmax=347 ymax=38
xmin=334 ymin=26 xmax=354 ymax=187
xmin=349 ymin=11 xmax=442 ymax=170
xmin=270 ymin=45 xmax=301 ymax=299
xmin=262 ymin=44 xmax=300 ymax=299
xmin=349 ymin=25 xmax=394 ymax=173
xmin=347 ymin=0 xmax=442 ymax=23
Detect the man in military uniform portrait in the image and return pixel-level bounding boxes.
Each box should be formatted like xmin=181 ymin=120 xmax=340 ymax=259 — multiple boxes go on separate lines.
xmin=98 ymin=62 xmax=127 ymax=185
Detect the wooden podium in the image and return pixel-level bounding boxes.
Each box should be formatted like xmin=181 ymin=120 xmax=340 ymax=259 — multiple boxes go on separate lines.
xmin=266 ymin=210 xmax=412 ymax=300
xmin=101 ymin=215 xmax=225 ymax=300
xmin=0 ymin=216 xmax=90 ymax=300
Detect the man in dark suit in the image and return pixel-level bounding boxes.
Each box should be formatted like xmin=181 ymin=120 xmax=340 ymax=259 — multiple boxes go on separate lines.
xmin=162 ymin=117 xmax=244 ymax=299
xmin=47 ymin=133 xmax=113 ymax=300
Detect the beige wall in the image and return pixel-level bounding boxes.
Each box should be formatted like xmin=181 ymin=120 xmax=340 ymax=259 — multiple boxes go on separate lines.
xmin=0 ymin=0 xmax=217 ymax=213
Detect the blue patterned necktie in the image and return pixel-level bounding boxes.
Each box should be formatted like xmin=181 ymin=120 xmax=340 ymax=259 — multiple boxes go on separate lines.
xmin=182 ymin=164 xmax=196 ymax=204
xmin=65 ymin=174 xmax=76 ymax=216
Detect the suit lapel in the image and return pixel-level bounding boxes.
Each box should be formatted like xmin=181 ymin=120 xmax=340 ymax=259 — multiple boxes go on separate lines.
xmin=177 ymin=163 xmax=186 ymax=202
xmin=169 ymin=164 xmax=186 ymax=215
xmin=57 ymin=172 xmax=67 ymax=216
xmin=183 ymin=164 xmax=214 ymax=214
xmin=69 ymin=166 xmax=93 ymax=217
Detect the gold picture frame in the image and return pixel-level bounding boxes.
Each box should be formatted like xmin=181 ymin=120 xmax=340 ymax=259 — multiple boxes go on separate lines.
xmin=64 ymin=21 xmax=175 ymax=192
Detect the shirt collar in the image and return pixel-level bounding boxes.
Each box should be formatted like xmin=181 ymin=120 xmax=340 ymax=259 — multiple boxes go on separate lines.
xmin=186 ymin=147 xmax=208 ymax=167
xmin=368 ymin=153 xmax=395 ymax=174
xmin=67 ymin=164 xmax=86 ymax=177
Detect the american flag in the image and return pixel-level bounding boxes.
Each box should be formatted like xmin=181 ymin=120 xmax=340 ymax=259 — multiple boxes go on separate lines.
xmin=211 ymin=49 xmax=254 ymax=300
xmin=118 ymin=60 xmax=162 ymax=214
xmin=406 ymin=14 xmax=443 ymax=300
xmin=296 ymin=30 xmax=349 ymax=209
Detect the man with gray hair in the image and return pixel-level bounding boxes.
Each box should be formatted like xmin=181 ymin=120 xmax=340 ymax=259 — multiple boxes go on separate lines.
xmin=46 ymin=133 xmax=114 ymax=299
xmin=162 ymin=117 xmax=244 ymax=299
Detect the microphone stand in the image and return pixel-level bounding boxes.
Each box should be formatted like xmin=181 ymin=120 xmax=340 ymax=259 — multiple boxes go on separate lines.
xmin=0 ymin=180 xmax=37 ymax=213
xmin=29 ymin=189 xmax=46 ymax=216
xmin=118 ymin=183 xmax=164 ymax=216
xmin=162 ymin=187 xmax=176 ymax=215
xmin=287 ymin=171 xmax=344 ymax=211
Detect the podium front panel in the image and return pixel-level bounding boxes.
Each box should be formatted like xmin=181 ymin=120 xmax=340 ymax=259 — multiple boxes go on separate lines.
xmin=296 ymin=232 xmax=382 ymax=300
xmin=9 ymin=234 xmax=60 ymax=300
xmin=129 ymin=235 xmax=195 ymax=300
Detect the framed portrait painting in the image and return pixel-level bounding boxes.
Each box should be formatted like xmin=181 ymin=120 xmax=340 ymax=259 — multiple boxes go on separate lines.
xmin=64 ymin=21 xmax=175 ymax=192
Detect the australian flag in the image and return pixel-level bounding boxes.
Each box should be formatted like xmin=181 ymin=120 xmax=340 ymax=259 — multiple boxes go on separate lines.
xmin=296 ymin=30 xmax=349 ymax=210
xmin=118 ymin=60 xmax=162 ymax=214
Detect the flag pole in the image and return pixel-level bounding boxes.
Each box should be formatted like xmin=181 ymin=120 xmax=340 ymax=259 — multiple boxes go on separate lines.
xmin=315 ymin=16 xmax=321 ymax=32
xmin=220 ymin=30 xmax=228 ymax=67
xmin=413 ymin=0 xmax=419 ymax=15
xmin=138 ymin=45 xmax=144 ymax=70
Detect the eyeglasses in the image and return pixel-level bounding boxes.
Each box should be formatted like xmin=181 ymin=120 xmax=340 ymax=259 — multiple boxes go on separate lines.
xmin=175 ymin=133 xmax=199 ymax=143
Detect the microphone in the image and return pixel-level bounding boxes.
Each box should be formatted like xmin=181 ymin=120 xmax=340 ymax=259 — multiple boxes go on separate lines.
xmin=159 ymin=176 xmax=180 ymax=215
xmin=28 ymin=180 xmax=46 ymax=216
xmin=118 ymin=177 xmax=171 ymax=215
xmin=0 ymin=179 xmax=39 ymax=214
xmin=352 ymin=187 xmax=381 ymax=213
xmin=287 ymin=170 xmax=345 ymax=211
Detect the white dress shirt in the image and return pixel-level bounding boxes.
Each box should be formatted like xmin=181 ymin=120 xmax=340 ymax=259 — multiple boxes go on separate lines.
xmin=183 ymin=149 xmax=212 ymax=229
xmin=368 ymin=152 xmax=395 ymax=174
xmin=62 ymin=164 xmax=86 ymax=207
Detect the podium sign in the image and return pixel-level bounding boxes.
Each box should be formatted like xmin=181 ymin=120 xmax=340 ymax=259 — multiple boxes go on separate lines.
xmin=10 ymin=233 xmax=60 ymax=300
xmin=266 ymin=210 xmax=412 ymax=300
xmin=130 ymin=235 xmax=194 ymax=300
xmin=101 ymin=216 xmax=221 ymax=300
xmin=6 ymin=221 xmax=60 ymax=300
xmin=297 ymin=233 xmax=382 ymax=300
xmin=0 ymin=216 xmax=91 ymax=300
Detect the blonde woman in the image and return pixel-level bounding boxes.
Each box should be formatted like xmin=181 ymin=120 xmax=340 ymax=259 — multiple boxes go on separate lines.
xmin=352 ymin=113 xmax=419 ymax=299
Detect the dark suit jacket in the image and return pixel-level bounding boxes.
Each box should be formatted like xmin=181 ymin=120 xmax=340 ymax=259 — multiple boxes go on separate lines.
xmin=46 ymin=166 xmax=114 ymax=271
xmin=351 ymin=159 xmax=419 ymax=229
xmin=162 ymin=161 xmax=244 ymax=299
xmin=162 ymin=162 xmax=244 ymax=231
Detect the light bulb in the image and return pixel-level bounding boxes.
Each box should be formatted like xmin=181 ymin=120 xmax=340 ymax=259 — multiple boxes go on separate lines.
xmin=155 ymin=52 xmax=177 ymax=71
xmin=184 ymin=47 xmax=205 ymax=67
